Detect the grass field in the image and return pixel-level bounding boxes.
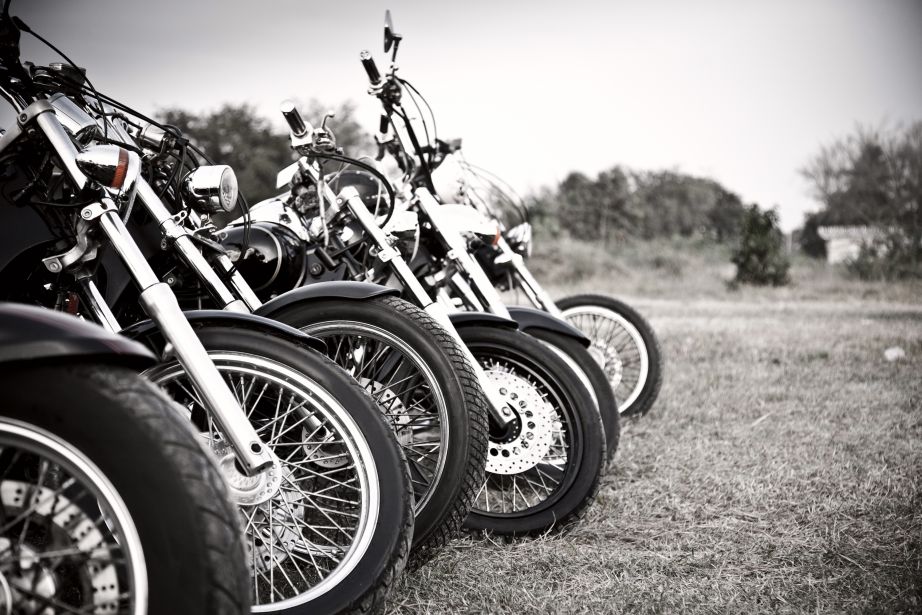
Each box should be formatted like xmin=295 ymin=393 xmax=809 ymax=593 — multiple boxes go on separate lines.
xmin=387 ymin=241 xmax=922 ymax=614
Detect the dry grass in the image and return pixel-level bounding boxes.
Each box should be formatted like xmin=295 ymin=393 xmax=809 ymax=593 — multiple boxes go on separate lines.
xmin=386 ymin=241 xmax=922 ymax=614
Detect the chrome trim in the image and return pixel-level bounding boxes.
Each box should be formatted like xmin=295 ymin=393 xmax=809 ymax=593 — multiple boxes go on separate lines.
xmin=81 ymin=278 xmax=122 ymax=332
xmin=95 ymin=207 xmax=272 ymax=474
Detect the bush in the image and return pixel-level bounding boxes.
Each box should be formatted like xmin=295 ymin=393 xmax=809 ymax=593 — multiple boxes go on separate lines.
xmin=798 ymin=212 xmax=828 ymax=259
xmin=731 ymin=205 xmax=790 ymax=286
xmin=846 ymin=232 xmax=922 ymax=280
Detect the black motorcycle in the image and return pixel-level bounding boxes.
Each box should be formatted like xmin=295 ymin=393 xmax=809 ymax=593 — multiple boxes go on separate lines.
xmin=46 ymin=86 xmax=490 ymax=568
xmin=223 ymin=106 xmax=606 ymax=536
xmin=0 ymin=8 xmax=413 ymax=614
xmin=0 ymin=302 xmax=250 ymax=615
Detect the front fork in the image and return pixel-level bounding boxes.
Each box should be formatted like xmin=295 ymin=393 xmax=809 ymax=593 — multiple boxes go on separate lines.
xmin=326 ymin=185 xmax=515 ymax=428
xmin=24 ymin=102 xmax=272 ymax=476
xmin=496 ymin=237 xmax=565 ymax=318
xmin=88 ymin=200 xmax=274 ymax=474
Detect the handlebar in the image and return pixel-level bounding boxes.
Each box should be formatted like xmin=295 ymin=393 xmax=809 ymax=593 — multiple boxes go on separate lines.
xmin=279 ymin=100 xmax=308 ymax=136
xmin=359 ymin=50 xmax=381 ymax=84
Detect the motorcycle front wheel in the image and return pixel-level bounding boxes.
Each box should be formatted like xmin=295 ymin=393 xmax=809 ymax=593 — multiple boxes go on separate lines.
xmin=557 ymin=294 xmax=663 ymax=417
xmin=457 ymin=325 xmax=606 ymax=536
xmin=142 ymin=325 xmax=414 ymax=615
xmin=0 ymin=364 xmax=249 ymax=615
xmin=270 ymin=295 xmax=488 ymax=567
xmin=525 ymin=328 xmax=620 ymax=464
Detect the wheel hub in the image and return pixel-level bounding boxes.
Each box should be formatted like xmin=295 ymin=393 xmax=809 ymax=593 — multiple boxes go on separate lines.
xmin=0 ymin=480 xmax=122 ymax=613
xmin=589 ymin=342 xmax=624 ymax=389
xmin=204 ymin=436 xmax=284 ymax=506
xmin=484 ymin=369 xmax=554 ymax=474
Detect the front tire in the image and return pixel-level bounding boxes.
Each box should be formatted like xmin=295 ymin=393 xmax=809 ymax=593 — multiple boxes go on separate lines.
xmin=557 ymin=294 xmax=663 ymax=417
xmin=0 ymin=364 xmax=250 ymax=615
xmin=525 ymin=328 xmax=621 ymax=464
xmin=270 ymin=296 xmax=488 ymax=567
xmin=142 ymin=325 xmax=414 ymax=615
xmin=457 ymin=325 xmax=605 ymax=536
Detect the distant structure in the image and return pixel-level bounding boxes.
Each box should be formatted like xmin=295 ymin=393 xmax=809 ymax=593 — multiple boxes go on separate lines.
xmin=817 ymin=226 xmax=883 ymax=264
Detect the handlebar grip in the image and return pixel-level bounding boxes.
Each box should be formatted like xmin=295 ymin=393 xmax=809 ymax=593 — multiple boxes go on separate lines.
xmin=279 ymin=100 xmax=307 ymax=136
xmin=360 ymin=50 xmax=381 ymax=84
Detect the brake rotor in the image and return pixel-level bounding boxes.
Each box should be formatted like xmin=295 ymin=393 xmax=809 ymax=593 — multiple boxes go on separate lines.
xmin=0 ymin=481 xmax=121 ymax=614
xmin=484 ymin=369 xmax=554 ymax=475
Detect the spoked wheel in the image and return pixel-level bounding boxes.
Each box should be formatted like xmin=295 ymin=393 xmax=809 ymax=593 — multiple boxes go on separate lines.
xmin=457 ymin=325 xmax=605 ymax=536
xmin=143 ymin=326 xmax=413 ymax=615
xmin=557 ymin=294 xmax=663 ymax=417
xmin=0 ymin=364 xmax=249 ymax=615
xmin=0 ymin=419 xmax=147 ymax=615
xmin=270 ymin=296 xmax=488 ymax=566
xmin=526 ymin=329 xmax=621 ymax=464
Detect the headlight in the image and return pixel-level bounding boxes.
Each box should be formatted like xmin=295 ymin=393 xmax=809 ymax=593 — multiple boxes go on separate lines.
xmin=505 ymin=222 xmax=532 ymax=258
xmin=182 ymin=165 xmax=238 ymax=214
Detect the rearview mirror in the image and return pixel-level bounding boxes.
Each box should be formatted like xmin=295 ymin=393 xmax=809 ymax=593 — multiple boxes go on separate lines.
xmin=384 ymin=9 xmax=401 ymax=54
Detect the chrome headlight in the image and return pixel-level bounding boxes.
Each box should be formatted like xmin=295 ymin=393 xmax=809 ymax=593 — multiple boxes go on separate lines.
xmin=505 ymin=222 xmax=533 ymax=258
xmin=182 ymin=165 xmax=238 ymax=214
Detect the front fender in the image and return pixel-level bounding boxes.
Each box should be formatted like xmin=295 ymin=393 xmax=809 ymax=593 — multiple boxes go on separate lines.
xmin=507 ymin=306 xmax=590 ymax=347
xmin=0 ymin=303 xmax=155 ymax=369
xmin=448 ymin=311 xmax=518 ymax=329
xmin=120 ymin=310 xmax=325 ymax=354
xmin=254 ymin=282 xmax=400 ymax=319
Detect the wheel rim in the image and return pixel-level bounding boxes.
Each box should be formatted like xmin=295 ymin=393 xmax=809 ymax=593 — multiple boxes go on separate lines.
xmin=561 ymin=305 xmax=649 ymax=411
xmin=299 ymin=320 xmax=449 ymax=514
xmin=470 ymin=348 xmax=578 ymax=516
xmin=0 ymin=418 xmax=147 ymax=615
xmin=144 ymin=352 xmax=380 ymax=610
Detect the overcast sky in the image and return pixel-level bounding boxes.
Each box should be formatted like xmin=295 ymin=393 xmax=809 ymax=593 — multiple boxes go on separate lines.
xmin=10 ymin=0 xmax=922 ymax=230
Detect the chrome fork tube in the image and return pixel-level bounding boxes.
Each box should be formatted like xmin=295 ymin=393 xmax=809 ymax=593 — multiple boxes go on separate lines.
xmin=333 ymin=186 xmax=514 ymax=427
xmin=136 ymin=182 xmax=249 ymax=313
xmin=95 ymin=204 xmax=273 ymax=474
xmin=413 ymin=189 xmax=511 ymax=318
xmin=215 ymin=254 xmax=264 ymax=311
xmin=496 ymin=237 xmax=564 ymax=316
xmin=79 ymin=278 xmax=122 ymax=333
xmin=30 ymin=105 xmax=269 ymax=472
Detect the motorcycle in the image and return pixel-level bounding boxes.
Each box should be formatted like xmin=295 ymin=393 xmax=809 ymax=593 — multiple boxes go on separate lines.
xmin=0 ymin=9 xmax=413 ymax=614
xmin=0 ymin=302 xmax=250 ymax=614
xmin=371 ymin=10 xmax=663 ymax=420
xmin=224 ymin=104 xmax=606 ymax=536
xmin=441 ymin=154 xmax=663 ymax=419
xmin=53 ymin=90 xmax=489 ymax=568
xmin=345 ymin=12 xmax=621 ymax=463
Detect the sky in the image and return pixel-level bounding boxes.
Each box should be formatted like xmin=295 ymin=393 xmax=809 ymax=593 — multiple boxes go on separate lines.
xmin=8 ymin=0 xmax=922 ymax=231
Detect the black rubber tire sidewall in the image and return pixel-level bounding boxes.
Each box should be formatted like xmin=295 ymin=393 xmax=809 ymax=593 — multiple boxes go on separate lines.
xmin=525 ymin=328 xmax=620 ymax=463
xmin=0 ymin=363 xmax=250 ymax=615
xmin=180 ymin=325 xmax=414 ymax=615
xmin=556 ymin=294 xmax=664 ymax=417
xmin=269 ymin=297 xmax=487 ymax=561
xmin=457 ymin=325 xmax=605 ymax=536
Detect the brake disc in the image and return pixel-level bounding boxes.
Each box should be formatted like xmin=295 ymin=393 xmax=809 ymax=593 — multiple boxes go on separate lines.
xmin=0 ymin=480 xmax=121 ymax=613
xmin=484 ymin=369 xmax=555 ymax=475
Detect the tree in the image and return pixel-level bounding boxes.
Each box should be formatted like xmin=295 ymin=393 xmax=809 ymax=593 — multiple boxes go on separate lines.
xmin=802 ymin=122 xmax=922 ymax=278
xmin=731 ymin=205 xmax=790 ymax=286
xmin=159 ymin=101 xmax=371 ymax=203
xmin=537 ymin=166 xmax=746 ymax=243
